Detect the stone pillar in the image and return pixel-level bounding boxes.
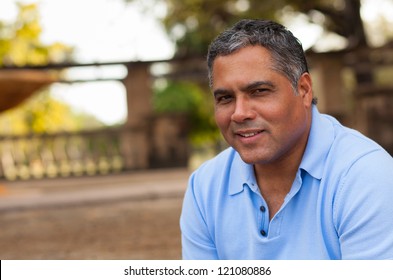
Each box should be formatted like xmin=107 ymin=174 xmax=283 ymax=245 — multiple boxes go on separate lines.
xmin=149 ymin=113 xmax=189 ymax=168
xmin=121 ymin=63 xmax=152 ymax=170
xmin=308 ymin=53 xmax=349 ymax=124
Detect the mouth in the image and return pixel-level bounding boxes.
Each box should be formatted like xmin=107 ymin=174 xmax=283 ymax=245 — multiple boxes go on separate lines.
xmin=236 ymin=130 xmax=264 ymax=138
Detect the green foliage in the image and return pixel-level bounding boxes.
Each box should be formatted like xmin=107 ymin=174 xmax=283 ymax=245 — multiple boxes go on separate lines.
xmin=153 ymin=80 xmax=221 ymax=145
xmin=0 ymin=91 xmax=72 ymax=134
xmin=0 ymin=3 xmax=73 ymax=66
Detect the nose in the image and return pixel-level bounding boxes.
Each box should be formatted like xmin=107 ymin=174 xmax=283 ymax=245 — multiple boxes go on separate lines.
xmin=231 ymin=96 xmax=256 ymax=123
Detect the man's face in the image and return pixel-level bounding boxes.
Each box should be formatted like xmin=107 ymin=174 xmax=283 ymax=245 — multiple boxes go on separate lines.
xmin=212 ymin=45 xmax=313 ymax=166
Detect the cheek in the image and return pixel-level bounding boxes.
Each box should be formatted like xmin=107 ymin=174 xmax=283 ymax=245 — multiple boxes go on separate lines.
xmin=256 ymin=102 xmax=286 ymax=125
xmin=267 ymin=95 xmax=301 ymax=123
xmin=273 ymin=103 xmax=308 ymax=138
xmin=214 ymin=109 xmax=229 ymax=129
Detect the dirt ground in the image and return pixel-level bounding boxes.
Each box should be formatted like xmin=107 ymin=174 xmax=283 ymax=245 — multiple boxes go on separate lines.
xmin=0 ymin=169 xmax=188 ymax=260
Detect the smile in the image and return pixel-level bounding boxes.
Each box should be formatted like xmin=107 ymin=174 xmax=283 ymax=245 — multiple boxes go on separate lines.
xmin=237 ymin=130 xmax=263 ymax=138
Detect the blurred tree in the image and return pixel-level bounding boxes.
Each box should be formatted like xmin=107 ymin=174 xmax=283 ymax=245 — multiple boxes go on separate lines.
xmin=0 ymin=3 xmax=73 ymax=66
xmin=153 ymin=80 xmax=220 ymax=144
xmin=127 ymin=0 xmax=372 ymax=57
xmin=0 ymin=3 xmax=102 ymax=134
xmin=0 ymin=90 xmax=103 ymax=135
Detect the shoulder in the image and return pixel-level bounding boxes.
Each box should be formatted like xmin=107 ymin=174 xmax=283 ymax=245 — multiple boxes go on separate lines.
xmin=183 ymin=147 xmax=238 ymax=226
xmin=318 ymin=114 xmax=393 ymax=210
xmin=327 ymin=119 xmax=393 ymax=218
xmin=330 ymin=131 xmax=393 ymax=259
xmin=318 ymin=118 xmax=393 ymax=259
xmin=327 ymin=115 xmax=392 ymax=172
xmin=326 ymin=117 xmax=393 ymax=193
xmin=193 ymin=147 xmax=236 ymax=172
xmin=189 ymin=147 xmax=237 ymax=192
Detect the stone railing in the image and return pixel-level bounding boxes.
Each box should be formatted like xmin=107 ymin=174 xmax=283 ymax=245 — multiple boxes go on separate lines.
xmin=0 ymin=113 xmax=190 ymax=181
xmin=0 ymin=127 xmax=126 ymax=180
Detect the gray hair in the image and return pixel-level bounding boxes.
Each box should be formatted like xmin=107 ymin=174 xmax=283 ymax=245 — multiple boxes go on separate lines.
xmin=207 ymin=19 xmax=317 ymax=104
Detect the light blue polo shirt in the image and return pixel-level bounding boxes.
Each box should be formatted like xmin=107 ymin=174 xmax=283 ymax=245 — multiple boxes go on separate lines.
xmin=180 ymin=105 xmax=393 ymax=259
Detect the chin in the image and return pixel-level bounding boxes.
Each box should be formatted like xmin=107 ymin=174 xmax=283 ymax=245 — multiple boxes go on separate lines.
xmin=238 ymin=153 xmax=264 ymax=165
xmin=236 ymin=148 xmax=276 ymax=165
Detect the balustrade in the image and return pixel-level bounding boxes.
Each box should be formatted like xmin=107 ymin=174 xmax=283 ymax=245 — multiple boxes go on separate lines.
xmin=0 ymin=127 xmax=126 ymax=180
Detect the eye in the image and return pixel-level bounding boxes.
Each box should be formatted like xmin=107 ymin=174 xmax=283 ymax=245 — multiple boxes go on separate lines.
xmin=216 ymin=94 xmax=233 ymax=104
xmin=253 ymin=88 xmax=269 ymax=95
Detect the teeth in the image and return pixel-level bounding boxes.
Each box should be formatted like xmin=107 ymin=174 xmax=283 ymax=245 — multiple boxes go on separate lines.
xmin=240 ymin=132 xmax=259 ymax=138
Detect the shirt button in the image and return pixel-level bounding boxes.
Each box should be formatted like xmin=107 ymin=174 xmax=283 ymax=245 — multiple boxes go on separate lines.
xmin=260 ymin=230 xmax=267 ymax=236
xmin=260 ymin=205 xmax=266 ymax=212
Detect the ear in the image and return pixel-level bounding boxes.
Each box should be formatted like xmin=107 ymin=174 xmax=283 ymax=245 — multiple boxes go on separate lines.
xmin=297 ymin=72 xmax=313 ymax=108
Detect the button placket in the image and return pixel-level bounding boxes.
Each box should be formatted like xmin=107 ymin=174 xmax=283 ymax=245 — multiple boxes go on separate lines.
xmin=259 ymin=204 xmax=268 ymax=237
xmin=248 ymin=180 xmax=269 ymax=238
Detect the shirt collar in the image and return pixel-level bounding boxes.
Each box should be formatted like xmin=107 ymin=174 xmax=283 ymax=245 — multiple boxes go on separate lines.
xmin=299 ymin=105 xmax=335 ymax=180
xmin=228 ymin=151 xmax=256 ymax=195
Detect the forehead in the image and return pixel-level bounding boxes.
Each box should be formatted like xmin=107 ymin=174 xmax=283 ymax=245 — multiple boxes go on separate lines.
xmin=211 ymin=46 xmax=277 ymax=87
xmin=214 ymin=45 xmax=272 ymax=67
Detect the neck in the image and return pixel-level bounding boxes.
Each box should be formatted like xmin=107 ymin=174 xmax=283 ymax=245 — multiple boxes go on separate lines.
xmin=254 ymin=143 xmax=305 ymax=183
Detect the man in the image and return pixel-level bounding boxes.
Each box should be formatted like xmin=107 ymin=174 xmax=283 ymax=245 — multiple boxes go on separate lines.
xmin=180 ymin=19 xmax=393 ymax=259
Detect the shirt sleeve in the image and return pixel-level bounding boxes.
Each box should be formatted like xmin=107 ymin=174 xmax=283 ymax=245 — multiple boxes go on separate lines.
xmin=333 ymin=150 xmax=393 ymax=259
xmin=180 ymin=172 xmax=218 ymax=260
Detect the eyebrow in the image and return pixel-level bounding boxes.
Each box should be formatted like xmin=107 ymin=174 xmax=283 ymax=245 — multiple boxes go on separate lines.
xmin=213 ymin=88 xmax=233 ymax=98
xmin=240 ymin=80 xmax=275 ymax=92
xmin=213 ymin=80 xmax=275 ymax=98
